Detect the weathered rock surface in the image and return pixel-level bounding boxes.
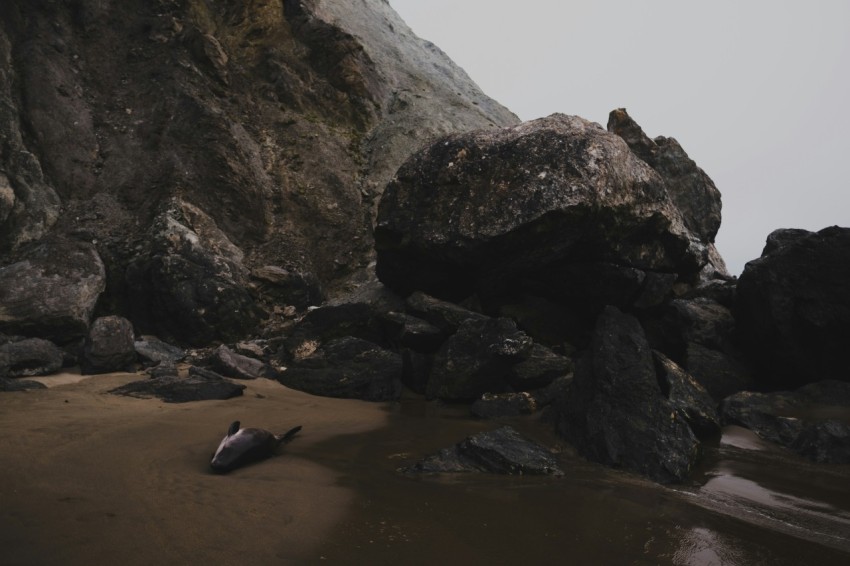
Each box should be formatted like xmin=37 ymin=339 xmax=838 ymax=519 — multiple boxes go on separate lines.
xmin=375 ymin=114 xmax=715 ymax=313
xmin=0 ymin=0 xmax=516 ymax=346
xmin=125 ymin=200 xmax=266 ymax=346
xmin=134 ymin=336 xmax=186 ymax=368
xmin=720 ymin=381 xmax=850 ymax=464
xmin=507 ymin=343 xmax=572 ymax=391
xmin=654 ymin=351 xmax=720 ymax=439
xmin=278 ymin=336 xmax=402 ymax=401
xmin=0 ymin=337 xmax=64 ymax=378
xmin=82 ymin=316 xmax=136 ymax=374
xmin=607 ymin=108 xmax=728 ymax=281
xmin=210 ymin=344 xmax=277 ymax=380
xmin=402 ymin=426 xmax=563 ymax=476
xmin=0 ymin=377 xmax=47 ymax=391
xmin=0 ymin=238 xmax=105 ymax=344
xmin=556 ymin=306 xmax=700 ymax=483
xmin=427 ymin=317 xmax=533 ymax=401
xmin=110 ymin=366 xmax=246 ymax=403
xmin=736 ymin=226 xmax=850 ymax=389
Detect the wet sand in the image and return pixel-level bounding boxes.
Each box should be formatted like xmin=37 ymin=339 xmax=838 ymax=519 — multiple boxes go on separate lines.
xmin=2 ymin=374 xmax=850 ymax=565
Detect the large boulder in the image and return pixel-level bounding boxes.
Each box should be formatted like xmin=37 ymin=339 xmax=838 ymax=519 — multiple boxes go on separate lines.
xmin=375 ymin=114 xmax=715 ymax=313
xmin=125 ymin=200 xmax=265 ymax=346
xmin=0 ymin=337 xmax=64 ymax=377
xmin=736 ymin=227 xmax=850 ymax=389
xmin=82 ymin=316 xmax=137 ymax=374
xmin=0 ymin=238 xmax=105 ymax=344
xmin=556 ymin=306 xmax=700 ymax=484
xmin=426 ymin=317 xmax=533 ymax=401
xmin=277 ymin=336 xmax=402 ymax=401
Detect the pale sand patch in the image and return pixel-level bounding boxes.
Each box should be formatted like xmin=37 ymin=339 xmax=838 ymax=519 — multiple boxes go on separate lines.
xmin=0 ymin=373 xmax=389 ymax=565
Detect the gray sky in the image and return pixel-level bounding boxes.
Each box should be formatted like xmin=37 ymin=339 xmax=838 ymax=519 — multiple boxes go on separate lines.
xmin=388 ymin=0 xmax=850 ymax=275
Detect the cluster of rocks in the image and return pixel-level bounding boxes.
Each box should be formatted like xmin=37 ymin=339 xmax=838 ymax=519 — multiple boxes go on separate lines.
xmin=3 ymin=104 xmax=848 ymax=482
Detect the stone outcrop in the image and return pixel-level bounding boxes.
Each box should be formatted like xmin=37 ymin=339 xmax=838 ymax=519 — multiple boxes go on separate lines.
xmin=375 ymin=114 xmax=719 ymax=327
xmin=402 ymin=426 xmax=564 ymax=476
xmin=720 ymin=380 xmax=850 ymax=464
xmin=210 ymin=344 xmax=277 ymax=380
xmin=736 ymin=227 xmax=850 ymax=389
xmin=0 ymin=337 xmax=64 ymax=378
xmin=82 ymin=315 xmax=136 ymax=374
xmin=0 ymin=0 xmax=516 ymax=345
xmin=0 ymin=238 xmax=105 ymax=344
xmin=556 ymin=307 xmax=701 ymax=483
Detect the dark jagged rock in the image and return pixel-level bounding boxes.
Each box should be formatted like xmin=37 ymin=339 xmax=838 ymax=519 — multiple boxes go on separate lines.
xmin=427 ymin=317 xmax=533 ymax=401
xmin=125 ymin=199 xmax=266 ymax=346
xmin=401 ymin=349 xmax=432 ymax=395
xmin=405 ymin=291 xmax=489 ymax=334
xmin=654 ymin=351 xmax=720 ymax=439
xmin=684 ymin=342 xmax=753 ymax=402
xmin=507 ymin=343 xmax=572 ymax=391
xmin=376 ymin=114 xmax=715 ymax=313
xmin=470 ymin=392 xmax=538 ymax=419
xmin=278 ymin=336 xmax=402 ymax=401
xmin=557 ymin=306 xmax=700 ymax=484
xmin=0 ymin=0 xmax=516 ymax=343
xmin=727 ymin=387 xmax=850 ymax=464
xmin=134 ymin=336 xmax=186 ymax=368
xmin=82 ymin=316 xmax=137 ymax=375
xmin=250 ymin=266 xmax=325 ymax=311
xmin=380 ymin=311 xmax=445 ymax=353
xmin=210 ymin=345 xmax=277 ymax=380
xmin=0 ymin=238 xmax=105 ymax=344
xmin=0 ymin=377 xmax=47 ymax=391
xmin=110 ymin=367 xmax=245 ymax=403
xmin=736 ymin=226 xmax=850 ymax=389
xmin=720 ymin=381 xmax=850 ymax=463
xmin=0 ymin=337 xmax=64 ymax=377
xmin=403 ymin=426 xmax=563 ymax=476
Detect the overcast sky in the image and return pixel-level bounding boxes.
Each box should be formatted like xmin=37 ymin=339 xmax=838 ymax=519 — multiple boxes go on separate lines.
xmin=388 ymin=0 xmax=850 ymax=275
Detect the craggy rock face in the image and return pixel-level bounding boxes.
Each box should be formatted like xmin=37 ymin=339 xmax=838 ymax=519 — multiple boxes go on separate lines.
xmin=0 ymin=0 xmax=516 ymax=343
xmin=375 ymin=114 xmax=713 ymax=310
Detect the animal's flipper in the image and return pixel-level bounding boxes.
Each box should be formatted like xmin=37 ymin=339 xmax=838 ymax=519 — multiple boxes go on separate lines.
xmin=227 ymin=421 xmax=241 ymax=436
xmin=276 ymin=425 xmax=302 ymax=445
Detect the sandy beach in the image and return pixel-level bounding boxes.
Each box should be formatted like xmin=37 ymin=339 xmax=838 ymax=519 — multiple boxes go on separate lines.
xmin=3 ymin=373 xmax=850 ymax=565
xmin=0 ymin=373 xmax=389 ymax=565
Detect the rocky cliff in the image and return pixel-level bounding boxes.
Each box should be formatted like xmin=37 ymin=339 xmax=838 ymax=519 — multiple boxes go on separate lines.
xmin=0 ymin=0 xmax=516 ymax=343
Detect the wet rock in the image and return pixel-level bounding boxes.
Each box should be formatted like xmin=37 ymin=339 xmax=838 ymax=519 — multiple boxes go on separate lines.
xmin=110 ymin=367 xmax=245 ymax=403
xmin=134 ymin=336 xmax=185 ymax=368
xmin=0 ymin=337 xmax=64 ymax=377
xmin=402 ymin=426 xmax=563 ymax=476
xmin=720 ymin=381 xmax=850 ymax=463
xmin=427 ymin=317 xmax=533 ymax=401
xmin=557 ymin=307 xmax=700 ymax=484
xmin=471 ymin=392 xmax=538 ymax=419
xmin=82 ymin=316 xmax=136 ymax=375
xmin=736 ymin=226 xmax=850 ymax=389
xmin=278 ymin=337 xmax=402 ymax=401
xmin=375 ymin=114 xmax=711 ymax=309
xmin=125 ymin=200 xmax=265 ymax=346
xmin=401 ymin=349 xmax=432 ymax=395
xmin=0 ymin=377 xmax=47 ymax=391
xmin=0 ymin=238 xmax=105 ymax=344
xmin=507 ymin=343 xmax=572 ymax=391
xmin=654 ymin=351 xmax=720 ymax=439
xmin=210 ymin=345 xmax=277 ymax=380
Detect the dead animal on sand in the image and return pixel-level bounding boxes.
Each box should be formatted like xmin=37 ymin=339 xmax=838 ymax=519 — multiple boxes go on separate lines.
xmin=210 ymin=421 xmax=302 ymax=473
